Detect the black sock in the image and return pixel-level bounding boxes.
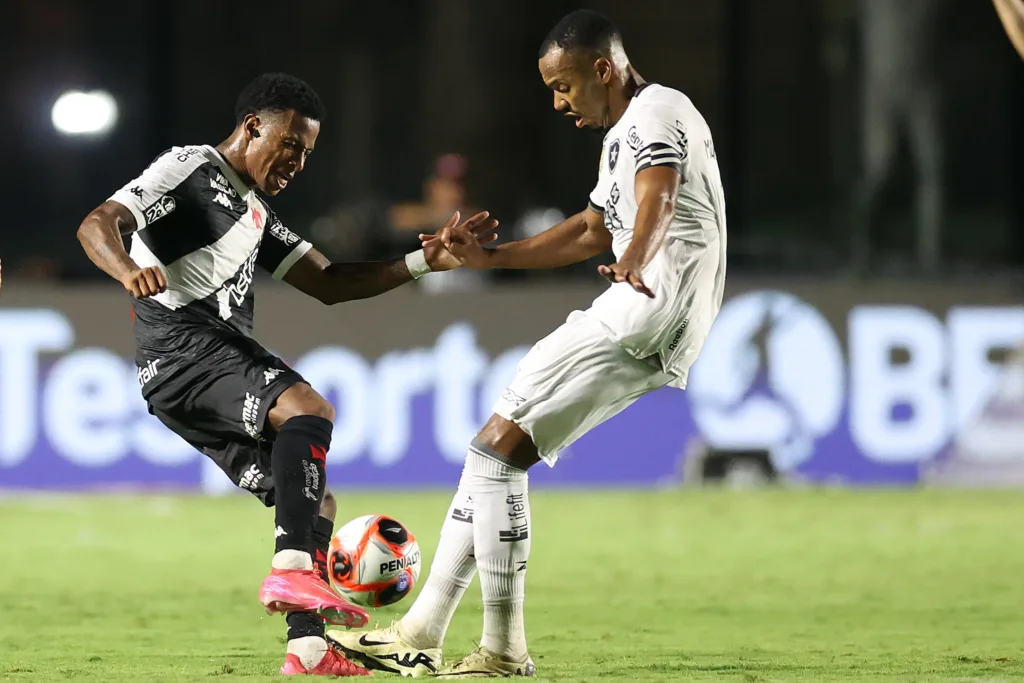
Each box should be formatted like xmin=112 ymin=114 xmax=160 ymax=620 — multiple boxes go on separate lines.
xmin=285 ymin=517 xmax=335 ymax=641
xmin=272 ymin=415 xmax=332 ymax=555
xmin=311 ymin=516 xmax=334 ymax=584
xmin=286 ymin=611 xmax=325 ymax=641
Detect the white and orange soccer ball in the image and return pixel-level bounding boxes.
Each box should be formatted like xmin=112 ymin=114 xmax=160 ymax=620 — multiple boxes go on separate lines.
xmin=327 ymin=515 xmax=422 ymax=608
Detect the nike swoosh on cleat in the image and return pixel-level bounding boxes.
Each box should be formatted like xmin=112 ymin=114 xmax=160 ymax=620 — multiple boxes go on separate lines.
xmin=358 ymin=634 xmax=393 ymax=647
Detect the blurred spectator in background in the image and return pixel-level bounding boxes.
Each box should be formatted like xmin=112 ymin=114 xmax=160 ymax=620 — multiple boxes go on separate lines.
xmin=388 ymin=154 xmax=475 ymax=238
xmin=307 ymin=199 xmax=387 ymax=264
xmin=304 ymin=154 xmax=488 ymax=293
xmin=994 ymin=0 xmax=1024 ymax=60
xmin=510 ymin=206 xmax=609 ymax=281
xmin=852 ymin=0 xmax=943 ymax=274
xmin=387 ymin=153 xmax=490 ymax=293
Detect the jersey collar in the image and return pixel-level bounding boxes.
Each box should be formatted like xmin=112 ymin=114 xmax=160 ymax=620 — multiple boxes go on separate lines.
xmin=205 ymin=146 xmax=253 ymax=199
xmin=632 ymin=82 xmax=656 ymax=99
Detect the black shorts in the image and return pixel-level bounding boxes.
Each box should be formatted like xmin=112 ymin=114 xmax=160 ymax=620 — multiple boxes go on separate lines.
xmin=142 ymin=331 xmax=306 ymax=507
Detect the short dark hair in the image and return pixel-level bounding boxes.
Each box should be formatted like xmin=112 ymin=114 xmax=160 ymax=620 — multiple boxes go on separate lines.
xmin=234 ymin=73 xmax=326 ymax=125
xmin=539 ymin=9 xmax=621 ymax=59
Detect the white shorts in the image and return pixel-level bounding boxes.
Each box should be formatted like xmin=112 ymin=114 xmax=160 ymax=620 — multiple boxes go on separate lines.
xmin=492 ymin=310 xmax=676 ymax=465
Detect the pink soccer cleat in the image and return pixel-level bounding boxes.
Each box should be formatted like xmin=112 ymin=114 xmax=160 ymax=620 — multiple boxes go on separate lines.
xmin=281 ymin=649 xmax=373 ymax=676
xmin=260 ymin=568 xmax=369 ymax=628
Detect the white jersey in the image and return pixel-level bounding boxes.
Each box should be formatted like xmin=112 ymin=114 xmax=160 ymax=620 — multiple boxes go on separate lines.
xmin=584 ymin=83 xmax=727 ymax=388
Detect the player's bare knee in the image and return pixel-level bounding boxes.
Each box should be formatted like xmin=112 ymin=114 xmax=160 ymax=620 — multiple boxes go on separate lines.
xmin=475 ymin=415 xmax=540 ymax=470
xmin=304 ymin=397 xmax=335 ymax=423
xmin=319 ymin=488 xmax=337 ymax=522
xmin=268 ymin=383 xmax=335 ymax=430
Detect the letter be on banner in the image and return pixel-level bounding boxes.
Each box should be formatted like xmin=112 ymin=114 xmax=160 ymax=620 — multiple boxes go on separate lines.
xmin=849 ymin=307 xmax=948 ymax=463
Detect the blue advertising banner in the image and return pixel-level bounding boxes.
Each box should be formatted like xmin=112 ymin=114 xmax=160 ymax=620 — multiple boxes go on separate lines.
xmin=2 ymin=285 xmax=1024 ymax=492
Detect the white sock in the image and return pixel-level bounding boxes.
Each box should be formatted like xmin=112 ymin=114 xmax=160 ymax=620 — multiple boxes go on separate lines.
xmin=467 ymin=446 xmax=530 ymax=662
xmin=400 ymin=459 xmax=478 ymax=649
xmin=273 ymin=549 xmax=313 ymax=570
xmin=287 ymin=635 xmax=328 ymax=669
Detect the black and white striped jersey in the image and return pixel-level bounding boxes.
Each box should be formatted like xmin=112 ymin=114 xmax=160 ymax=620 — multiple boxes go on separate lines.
xmin=109 ymin=145 xmax=311 ymax=359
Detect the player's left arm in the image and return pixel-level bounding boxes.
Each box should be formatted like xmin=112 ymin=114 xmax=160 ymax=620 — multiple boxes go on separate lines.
xmin=257 ymin=210 xmax=498 ymax=305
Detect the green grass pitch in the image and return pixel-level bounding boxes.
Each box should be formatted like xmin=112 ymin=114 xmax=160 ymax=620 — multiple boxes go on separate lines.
xmin=1 ymin=488 xmax=1022 ymax=681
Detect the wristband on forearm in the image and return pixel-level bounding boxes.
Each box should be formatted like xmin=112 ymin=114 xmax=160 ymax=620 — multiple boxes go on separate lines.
xmin=405 ymin=249 xmax=431 ymax=279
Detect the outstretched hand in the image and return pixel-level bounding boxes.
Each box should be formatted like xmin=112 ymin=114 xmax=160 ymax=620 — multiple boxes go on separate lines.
xmin=420 ymin=211 xmax=499 ymax=272
xmin=597 ymin=259 xmax=655 ymax=298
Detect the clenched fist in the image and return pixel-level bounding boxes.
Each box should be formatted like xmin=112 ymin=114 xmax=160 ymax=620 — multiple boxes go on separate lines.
xmin=121 ymin=266 xmax=167 ymax=299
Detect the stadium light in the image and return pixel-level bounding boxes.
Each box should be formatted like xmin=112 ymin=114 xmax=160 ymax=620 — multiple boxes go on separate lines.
xmin=51 ymin=90 xmax=118 ymax=136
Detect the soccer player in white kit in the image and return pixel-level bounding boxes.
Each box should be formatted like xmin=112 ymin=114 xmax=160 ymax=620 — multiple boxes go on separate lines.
xmin=329 ymin=9 xmax=727 ymax=678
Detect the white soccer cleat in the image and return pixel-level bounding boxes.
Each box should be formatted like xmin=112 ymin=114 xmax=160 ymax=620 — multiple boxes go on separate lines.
xmin=435 ymin=647 xmax=536 ymax=679
xmin=326 ymin=623 xmax=441 ymax=678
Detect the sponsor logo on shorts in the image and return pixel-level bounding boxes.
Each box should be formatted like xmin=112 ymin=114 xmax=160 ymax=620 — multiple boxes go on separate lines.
xmin=668 ymin=318 xmax=690 ymax=351
xmin=239 ymin=463 xmax=265 ymax=490
xmin=242 ymin=392 xmax=262 ymax=440
xmin=264 ymin=368 xmax=283 ymax=386
xmin=136 ymin=358 xmax=161 ymax=387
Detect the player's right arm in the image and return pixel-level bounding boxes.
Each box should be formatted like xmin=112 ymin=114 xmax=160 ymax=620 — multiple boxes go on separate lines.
xmin=78 ymin=148 xmax=202 ymax=298
xmin=77 ymin=200 xmax=167 ymax=298
xmin=995 ymin=0 xmax=1024 ymax=60
xmin=422 ymin=207 xmax=611 ymax=270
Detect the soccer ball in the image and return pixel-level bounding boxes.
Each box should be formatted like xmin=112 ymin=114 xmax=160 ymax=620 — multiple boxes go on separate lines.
xmin=327 ymin=514 xmax=422 ymax=608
